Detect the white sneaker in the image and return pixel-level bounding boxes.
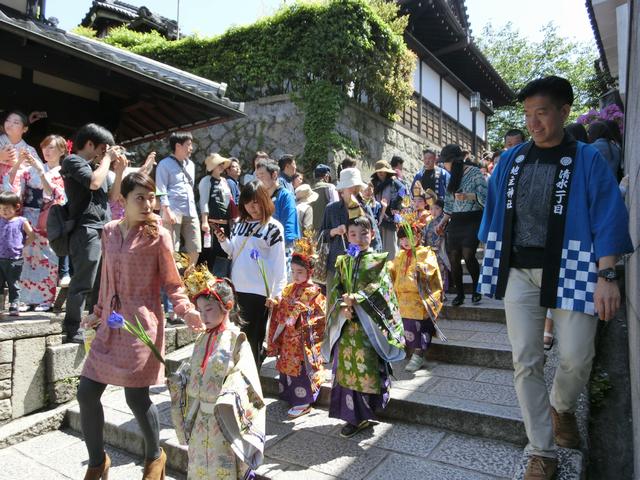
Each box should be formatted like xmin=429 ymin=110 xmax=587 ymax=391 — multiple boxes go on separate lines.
xmin=59 ymin=275 xmax=71 ymax=287
xmin=35 ymin=303 xmax=51 ymax=312
xmin=405 ymin=353 xmax=425 ymax=372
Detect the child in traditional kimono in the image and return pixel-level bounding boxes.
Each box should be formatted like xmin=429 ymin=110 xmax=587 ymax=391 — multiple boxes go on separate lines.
xmin=322 ymin=215 xmax=405 ymax=438
xmin=267 ymin=234 xmax=326 ymax=418
xmin=422 ymin=199 xmax=450 ymax=293
xmin=389 ymin=225 xmax=444 ymax=372
xmin=176 ymin=266 xmax=266 ymax=480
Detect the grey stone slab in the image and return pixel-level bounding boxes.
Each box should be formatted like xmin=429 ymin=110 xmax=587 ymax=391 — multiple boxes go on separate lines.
xmin=14 ymin=427 xmax=82 ymax=457
xmin=0 ymin=363 xmax=11 ymax=380
xmin=12 ymin=336 xmax=46 ymax=417
xmin=0 ymin=401 xmax=67 ymax=448
xmin=0 ymin=378 xmax=11 ymax=399
xmin=0 ymin=447 xmax=69 ymax=479
xmin=388 ymin=365 xmax=441 ymax=392
xmin=423 ymin=378 xmax=519 ymax=407
xmin=437 ymin=319 xmax=505 ymax=334
xmin=429 ymin=341 xmax=513 ymax=370
xmin=267 ymin=429 xmax=388 ymax=480
xmin=468 ymin=331 xmax=512 ymax=347
xmin=441 ymin=298 xmax=506 ymax=324
xmin=0 ymin=316 xmax=62 ymax=341
xmin=49 ymin=376 xmax=80 ymax=404
xmin=266 ymin=420 xmax=294 ymax=448
xmin=46 ymin=343 xmax=86 ymax=381
xmin=434 ymin=329 xmax=476 ymax=342
xmin=430 ymin=433 xmax=521 ymax=477
xmin=0 ymin=398 xmax=11 ymax=420
xmin=46 ymin=334 xmax=63 ymax=346
xmin=428 ymin=363 xmax=484 ymax=381
xmin=349 ymin=420 xmax=447 ymax=458
xmin=0 ymin=340 xmax=12 ymax=363
xmin=257 ymin=456 xmax=339 ymax=480
xmin=264 ymin=398 xmax=343 ymax=436
xmin=475 ymin=368 xmax=515 ymax=387
xmin=367 ymin=453 xmax=498 ymax=480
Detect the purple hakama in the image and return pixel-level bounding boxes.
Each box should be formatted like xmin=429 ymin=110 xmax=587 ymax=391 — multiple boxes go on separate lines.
xmin=402 ymin=318 xmax=436 ymax=351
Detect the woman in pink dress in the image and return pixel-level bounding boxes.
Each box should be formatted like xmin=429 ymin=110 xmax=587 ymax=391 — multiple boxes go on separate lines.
xmin=77 ymin=172 xmax=204 ymax=480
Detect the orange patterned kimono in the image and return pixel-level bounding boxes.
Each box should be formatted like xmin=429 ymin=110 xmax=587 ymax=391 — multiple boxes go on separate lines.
xmin=267 ymin=282 xmax=326 ymax=396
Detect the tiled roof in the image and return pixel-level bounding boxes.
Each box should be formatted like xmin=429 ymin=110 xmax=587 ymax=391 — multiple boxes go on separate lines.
xmin=0 ymin=8 xmax=245 ymax=116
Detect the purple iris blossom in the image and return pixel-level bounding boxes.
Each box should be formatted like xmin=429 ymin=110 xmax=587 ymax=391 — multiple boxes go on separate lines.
xmin=346 ymin=243 xmax=360 ymax=257
xmin=249 ymin=248 xmax=260 ymax=261
xmin=393 ymin=213 xmax=403 ymax=224
xmin=107 ymin=311 xmax=125 ymax=329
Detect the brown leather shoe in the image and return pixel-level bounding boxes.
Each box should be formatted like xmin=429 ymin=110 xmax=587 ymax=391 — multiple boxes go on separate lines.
xmin=551 ymin=406 xmax=580 ymax=448
xmin=142 ymin=448 xmax=166 ymax=480
xmin=524 ymin=455 xmax=558 ymax=480
xmin=84 ymin=452 xmax=111 ymax=480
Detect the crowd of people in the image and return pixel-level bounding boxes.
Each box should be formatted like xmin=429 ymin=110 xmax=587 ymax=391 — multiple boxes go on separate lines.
xmin=0 ymin=74 xmax=632 ymax=480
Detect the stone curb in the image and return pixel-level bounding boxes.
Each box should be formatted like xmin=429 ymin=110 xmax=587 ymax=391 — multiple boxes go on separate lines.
xmin=0 ymin=401 xmax=70 ymax=449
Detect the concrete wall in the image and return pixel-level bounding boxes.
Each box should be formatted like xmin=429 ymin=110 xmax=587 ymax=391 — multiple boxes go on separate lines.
xmin=624 ymin=1 xmax=640 ymax=477
xmin=130 ymin=94 xmax=436 ymax=180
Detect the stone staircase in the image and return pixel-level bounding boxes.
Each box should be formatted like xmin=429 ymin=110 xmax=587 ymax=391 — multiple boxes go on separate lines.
xmin=58 ymin=298 xmax=586 ymax=479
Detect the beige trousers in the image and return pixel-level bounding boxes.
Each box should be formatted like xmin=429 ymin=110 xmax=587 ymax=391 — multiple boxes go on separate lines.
xmin=503 ymin=268 xmax=598 ymax=458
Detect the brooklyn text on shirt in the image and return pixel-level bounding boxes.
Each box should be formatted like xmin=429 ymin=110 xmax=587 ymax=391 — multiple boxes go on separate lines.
xmin=233 ymin=221 xmax=283 ymax=246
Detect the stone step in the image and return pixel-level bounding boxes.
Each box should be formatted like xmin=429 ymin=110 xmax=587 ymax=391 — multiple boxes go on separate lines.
xmin=166 ymin=345 xmax=523 ymax=444
xmin=440 ymin=297 xmax=506 ymax=324
xmin=63 ymin=390 xmax=583 ymax=480
xmin=429 ymin=319 xmax=513 ymax=370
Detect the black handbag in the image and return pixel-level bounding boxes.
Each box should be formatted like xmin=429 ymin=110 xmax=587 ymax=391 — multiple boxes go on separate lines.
xmin=212 ymin=256 xmax=232 ymax=278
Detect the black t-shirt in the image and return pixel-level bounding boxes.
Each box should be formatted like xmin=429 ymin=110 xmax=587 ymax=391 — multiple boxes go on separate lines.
xmin=511 ymin=136 xmax=576 ymax=268
xmin=60 ymin=154 xmax=112 ymax=229
xmin=420 ymin=168 xmax=437 ymax=193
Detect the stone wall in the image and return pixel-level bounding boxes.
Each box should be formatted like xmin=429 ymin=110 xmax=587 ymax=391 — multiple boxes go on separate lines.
xmin=0 ymin=317 xmax=62 ymax=424
xmin=130 ymin=94 xmax=436 ymax=181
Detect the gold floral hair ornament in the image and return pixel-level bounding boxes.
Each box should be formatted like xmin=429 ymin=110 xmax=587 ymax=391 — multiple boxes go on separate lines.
xmin=183 ymin=264 xmax=224 ymax=302
xmin=293 ymin=229 xmax=317 ymax=269
xmin=174 ymin=252 xmax=191 ymax=271
xmin=424 ymin=188 xmax=437 ymax=206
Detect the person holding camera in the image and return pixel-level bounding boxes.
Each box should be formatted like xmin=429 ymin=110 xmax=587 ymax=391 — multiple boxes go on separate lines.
xmin=61 ymin=124 xmax=127 ymax=343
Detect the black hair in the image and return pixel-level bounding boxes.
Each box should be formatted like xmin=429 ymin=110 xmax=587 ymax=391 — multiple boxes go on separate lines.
xmin=347 ymin=215 xmax=373 ymax=231
xmin=587 ymin=121 xmax=613 ymax=143
xmin=292 ymin=254 xmax=316 ymax=271
xmin=198 ymin=278 xmax=245 ymax=327
xmin=604 ymin=120 xmax=623 ymax=145
xmin=504 ymin=129 xmax=526 ymax=142
xmin=390 ymin=155 xmax=404 ymax=168
xmin=516 ymin=76 xmax=574 ymax=107
xmin=74 ymin=123 xmax=115 ymax=150
xmin=440 ymin=144 xmax=466 ymax=194
xmin=433 ymin=199 xmax=444 ymax=209
xmin=341 ymin=157 xmax=357 ymax=169
xmin=0 ymin=191 xmax=20 ymax=207
xmin=255 ymin=159 xmax=279 ymax=175
xmin=422 ymin=148 xmax=437 ymax=157
xmin=565 ymin=122 xmax=588 ymax=143
xmin=278 ymin=154 xmax=295 ymax=171
xmin=168 ymin=131 xmax=193 ymax=152
xmin=3 ymin=110 xmax=29 ymax=126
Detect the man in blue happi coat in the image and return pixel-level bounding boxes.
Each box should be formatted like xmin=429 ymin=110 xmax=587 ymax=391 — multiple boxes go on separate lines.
xmin=478 ymin=76 xmax=633 ymax=480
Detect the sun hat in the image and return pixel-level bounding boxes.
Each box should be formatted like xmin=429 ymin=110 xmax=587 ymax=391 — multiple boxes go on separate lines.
xmin=295 ymin=184 xmax=319 ymax=203
xmin=335 ymin=168 xmax=367 ymax=191
xmin=373 ymin=160 xmax=396 ymax=175
xmin=204 ymin=153 xmax=231 ymax=172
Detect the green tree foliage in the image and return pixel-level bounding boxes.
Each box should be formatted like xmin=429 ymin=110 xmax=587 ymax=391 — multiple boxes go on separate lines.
xmin=77 ymin=0 xmax=415 ymax=168
xmin=476 ymin=23 xmax=603 ymax=150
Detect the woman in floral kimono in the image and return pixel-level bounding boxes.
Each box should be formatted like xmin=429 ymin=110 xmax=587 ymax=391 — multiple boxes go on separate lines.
xmin=267 ymin=234 xmax=326 ymax=418
xmin=176 ymin=265 xmax=266 ymax=480
xmin=389 ymin=224 xmax=444 ymax=372
xmin=322 ymin=215 xmax=405 ymax=438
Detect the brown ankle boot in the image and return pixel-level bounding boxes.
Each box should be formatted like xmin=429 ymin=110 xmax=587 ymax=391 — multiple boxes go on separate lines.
xmin=142 ymin=448 xmax=166 ymax=480
xmin=551 ymin=406 xmax=580 ymax=448
xmin=84 ymin=452 xmax=111 ymax=480
xmin=524 ymin=455 xmax=558 ymax=480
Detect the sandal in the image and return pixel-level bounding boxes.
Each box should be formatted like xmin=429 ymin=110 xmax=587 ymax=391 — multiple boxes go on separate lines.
xmin=287 ymin=405 xmax=311 ymax=418
xmin=544 ymin=332 xmax=554 ymax=351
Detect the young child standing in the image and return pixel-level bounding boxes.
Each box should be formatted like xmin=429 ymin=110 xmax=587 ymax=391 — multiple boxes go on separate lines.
xmin=267 ymin=233 xmax=326 ymax=418
xmin=422 ymin=199 xmax=450 ymax=294
xmin=322 ymin=215 xmax=405 ymax=438
xmin=0 ymin=191 xmax=34 ymax=316
xmin=177 ymin=266 xmax=266 ymax=480
xmin=389 ymin=225 xmax=444 ymax=372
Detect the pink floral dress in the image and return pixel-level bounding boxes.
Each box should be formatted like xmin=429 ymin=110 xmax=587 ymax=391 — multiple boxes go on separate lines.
xmin=82 ymin=221 xmax=194 ymax=387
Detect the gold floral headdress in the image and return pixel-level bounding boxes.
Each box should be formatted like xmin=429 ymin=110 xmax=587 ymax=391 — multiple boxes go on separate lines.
xmin=292 ymin=229 xmax=317 ymax=269
xmin=183 ymin=264 xmax=223 ymax=301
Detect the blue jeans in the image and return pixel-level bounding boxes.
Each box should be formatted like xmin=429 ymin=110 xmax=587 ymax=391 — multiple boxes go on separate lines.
xmin=58 ymin=255 xmax=71 ymax=277
xmin=0 ymin=258 xmax=24 ymax=304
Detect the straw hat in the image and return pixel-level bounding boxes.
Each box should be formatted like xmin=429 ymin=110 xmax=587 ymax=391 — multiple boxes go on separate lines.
xmin=295 ymin=184 xmax=319 ymax=203
xmin=373 ymin=160 xmax=396 ymax=175
xmin=335 ymin=168 xmax=367 ymax=191
xmin=204 ymin=153 xmax=231 ymax=172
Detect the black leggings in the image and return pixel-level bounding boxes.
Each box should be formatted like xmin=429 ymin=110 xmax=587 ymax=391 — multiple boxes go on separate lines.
xmin=449 ymin=247 xmax=480 ymax=297
xmin=77 ymin=376 xmax=160 ymax=467
xmin=237 ymin=291 xmax=268 ymax=367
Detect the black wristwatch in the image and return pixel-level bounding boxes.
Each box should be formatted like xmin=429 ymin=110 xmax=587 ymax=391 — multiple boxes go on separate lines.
xmin=598 ymin=268 xmax=618 ymax=282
